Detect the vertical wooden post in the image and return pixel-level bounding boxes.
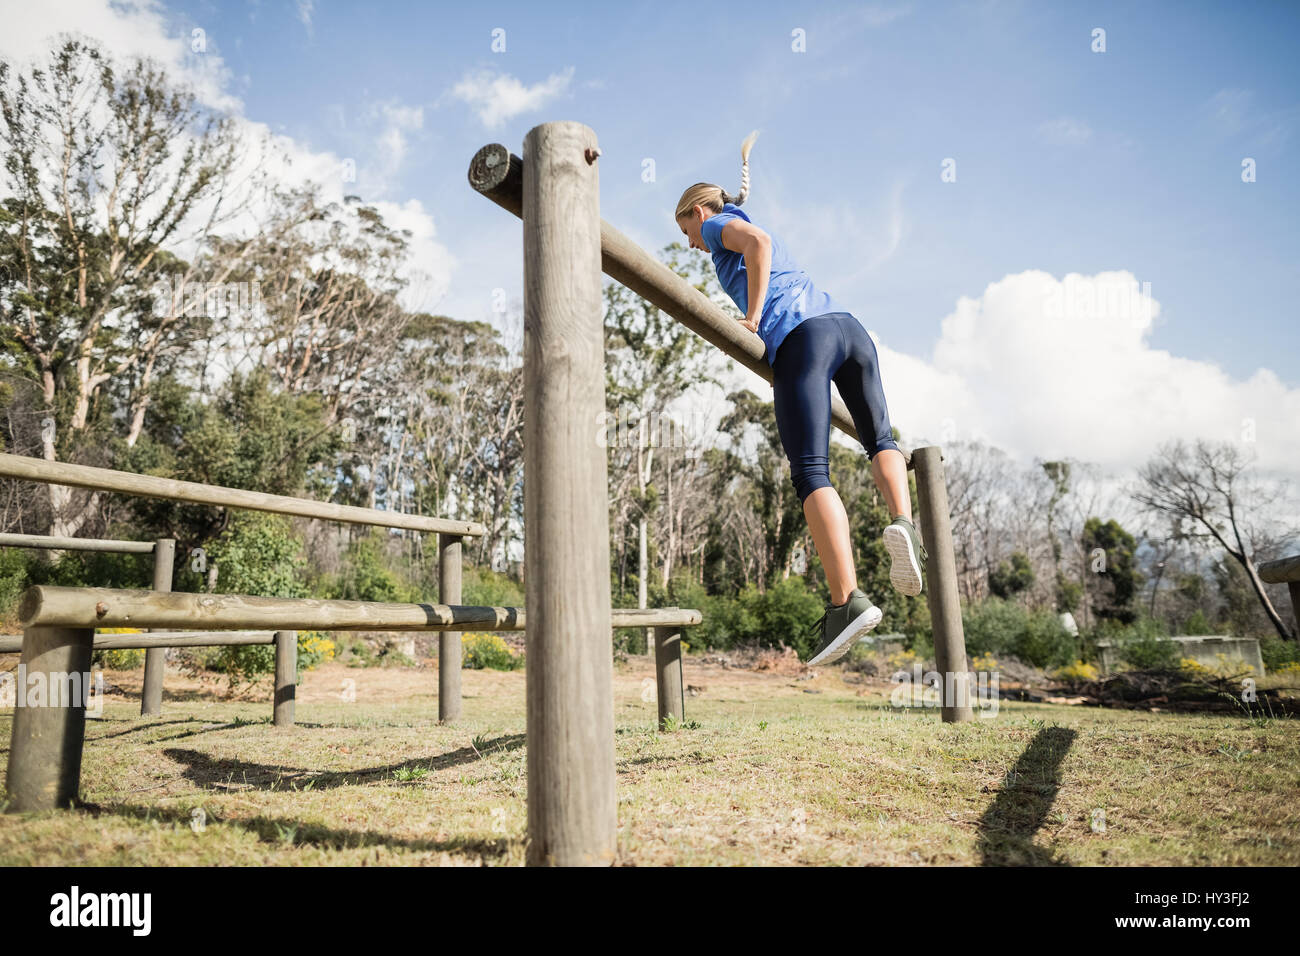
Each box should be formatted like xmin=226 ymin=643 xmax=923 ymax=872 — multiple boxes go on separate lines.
xmin=522 ymin=121 xmax=616 ymax=866
xmin=274 ymin=630 xmax=296 ymax=727
xmin=1288 ymin=582 xmax=1300 ymax=641
xmin=653 ymin=615 xmax=684 ymax=729
xmin=438 ymin=532 xmax=463 ymax=722
xmin=912 ymin=446 xmax=974 ymax=722
xmin=140 ymin=537 xmax=175 ymax=716
xmin=4 ymin=626 xmax=95 ymax=812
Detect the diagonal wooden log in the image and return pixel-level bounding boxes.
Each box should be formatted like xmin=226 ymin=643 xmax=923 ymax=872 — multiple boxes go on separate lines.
xmin=469 ymin=143 xmax=913 ymax=468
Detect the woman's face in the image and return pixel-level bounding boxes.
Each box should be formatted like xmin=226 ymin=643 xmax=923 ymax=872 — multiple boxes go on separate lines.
xmin=678 ymin=206 xmax=710 ymax=252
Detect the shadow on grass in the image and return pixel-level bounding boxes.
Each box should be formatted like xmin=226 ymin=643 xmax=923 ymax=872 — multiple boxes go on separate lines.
xmin=81 ymin=801 xmax=517 ymax=861
xmin=976 ymin=726 xmax=1076 ymax=866
xmin=159 ymin=733 xmax=526 ymax=792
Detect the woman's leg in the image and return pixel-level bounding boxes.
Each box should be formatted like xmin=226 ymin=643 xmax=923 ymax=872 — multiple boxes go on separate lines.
xmin=772 ymin=315 xmax=858 ymax=606
xmin=803 ymin=487 xmax=856 ymax=606
xmin=831 ymin=314 xmax=911 ymax=520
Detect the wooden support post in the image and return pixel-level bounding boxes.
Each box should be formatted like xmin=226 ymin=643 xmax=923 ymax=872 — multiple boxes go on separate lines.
xmin=274 ymin=630 xmax=296 ymax=727
xmin=4 ymin=626 xmax=95 ymax=812
xmin=653 ymin=616 xmax=684 ymax=729
xmin=438 ymin=532 xmax=463 ymax=722
xmin=912 ymin=446 xmax=974 ymax=723
xmin=140 ymin=537 xmax=175 ymax=716
xmin=1289 ymin=582 xmax=1300 ymax=642
xmin=522 ymin=121 xmax=616 ymax=866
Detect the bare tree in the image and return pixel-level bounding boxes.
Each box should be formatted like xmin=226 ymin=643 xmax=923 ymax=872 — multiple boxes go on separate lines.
xmin=1133 ymin=439 xmax=1296 ymax=642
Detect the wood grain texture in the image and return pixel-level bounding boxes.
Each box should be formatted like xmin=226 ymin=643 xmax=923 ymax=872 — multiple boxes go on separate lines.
xmin=0 ymin=452 xmax=485 ymax=536
xmin=522 ymin=122 xmax=617 ymax=866
xmin=438 ymin=532 xmax=463 ymax=722
xmin=4 ymin=626 xmax=95 ymax=812
xmin=913 ymin=446 xmax=975 ymax=723
xmin=0 ymin=532 xmax=155 ymax=553
xmin=15 ymin=585 xmax=699 ymax=631
xmin=140 ymin=537 xmax=175 ymax=716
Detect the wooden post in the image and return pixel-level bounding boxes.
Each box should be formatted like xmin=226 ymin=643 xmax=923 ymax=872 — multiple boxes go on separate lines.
xmin=140 ymin=537 xmax=175 ymax=716
xmin=1289 ymin=583 xmax=1300 ymax=641
xmin=522 ymin=121 xmax=616 ymax=866
xmin=274 ymin=630 xmax=296 ymax=727
xmin=912 ymin=446 xmax=974 ymax=723
xmin=4 ymin=626 xmax=95 ymax=812
xmin=653 ymin=616 xmax=684 ymax=729
xmin=438 ymin=532 xmax=463 ymax=722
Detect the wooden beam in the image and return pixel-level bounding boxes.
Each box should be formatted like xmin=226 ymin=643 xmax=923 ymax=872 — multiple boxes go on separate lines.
xmin=0 ymin=532 xmax=155 ymax=553
xmin=140 ymin=537 xmax=175 ymax=716
xmin=4 ymin=626 xmax=95 ymax=812
xmin=0 ymin=452 xmax=485 ymax=536
xmin=521 ymin=122 xmax=618 ymax=866
xmin=0 ymin=630 xmax=276 ymax=652
xmin=1259 ymin=554 xmax=1300 ymax=584
xmin=16 ymin=585 xmax=701 ymax=632
xmin=469 ymin=143 xmax=913 ymax=468
xmin=912 ymin=446 xmax=974 ymax=722
xmin=653 ymin=617 xmax=685 ymax=730
xmin=438 ymin=532 xmax=463 ymax=722
xmin=274 ymin=630 xmax=296 ymax=727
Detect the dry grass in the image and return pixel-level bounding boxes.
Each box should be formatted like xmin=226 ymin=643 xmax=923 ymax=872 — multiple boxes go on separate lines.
xmin=0 ymin=655 xmax=1296 ymax=866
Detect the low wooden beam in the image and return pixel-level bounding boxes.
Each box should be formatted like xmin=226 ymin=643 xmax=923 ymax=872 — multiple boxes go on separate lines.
xmin=16 ymin=586 xmax=701 ymax=633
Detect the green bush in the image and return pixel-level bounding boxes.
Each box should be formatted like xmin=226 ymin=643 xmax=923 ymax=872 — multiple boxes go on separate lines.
xmin=1112 ymin=617 xmax=1180 ymax=670
xmin=202 ymin=512 xmax=309 ymax=685
xmin=961 ymin=597 xmax=1077 ymax=669
xmin=462 ymin=632 xmax=521 ymax=670
xmin=1260 ymin=632 xmax=1300 ymax=674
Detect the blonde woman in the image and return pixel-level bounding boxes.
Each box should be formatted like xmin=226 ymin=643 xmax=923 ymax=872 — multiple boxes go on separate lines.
xmin=675 ymin=131 xmax=927 ymax=666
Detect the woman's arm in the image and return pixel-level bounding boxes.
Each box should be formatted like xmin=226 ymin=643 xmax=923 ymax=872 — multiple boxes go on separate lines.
xmin=719 ymin=219 xmax=772 ymax=334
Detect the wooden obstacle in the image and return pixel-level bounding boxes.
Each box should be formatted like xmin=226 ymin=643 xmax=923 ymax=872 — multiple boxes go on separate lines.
xmin=468 ymin=122 xmax=973 ymax=864
xmin=0 ymin=459 xmax=483 ymax=721
xmin=2 ymin=586 xmax=700 ymax=814
xmin=1259 ymin=554 xmax=1300 ymax=639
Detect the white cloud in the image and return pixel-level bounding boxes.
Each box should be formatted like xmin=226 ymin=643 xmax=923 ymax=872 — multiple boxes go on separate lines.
xmin=869 ymin=269 xmax=1300 ymax=477
xmin=0 ymin=0 xmax=243 ymax=113
xmin=445 ymin=66 xmax=575 ymax=129
xmin=0 ymin=0 xmax=450 ymax=314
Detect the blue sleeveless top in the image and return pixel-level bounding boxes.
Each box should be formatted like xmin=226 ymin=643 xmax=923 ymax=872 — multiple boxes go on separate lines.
xmin=700 ymin=203 xmax=851 ymax=366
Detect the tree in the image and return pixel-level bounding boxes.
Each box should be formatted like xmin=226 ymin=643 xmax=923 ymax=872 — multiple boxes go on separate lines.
xmin=1080 ymin=517 xmax=1142 ymax=624
xmin=1133 ymin=439 xmax=1296 ymax=642
xmin=988 ymin=551 xmax=1035 ymax=599
xmin=0 ymin=36 xmax=245 ymax=536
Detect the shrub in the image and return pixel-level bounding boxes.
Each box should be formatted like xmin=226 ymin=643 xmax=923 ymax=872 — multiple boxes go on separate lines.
xmin=1051 ymin=659 xmax=1099 ymax=687
xmin=1260 ymin=633 xmax=1300 ymax=674
xmin=961 ymin=597 xmax=1077 ymax=669
xmin=1114 ymin=618 xmax=1180 ymax=670
xmin=297 ymin=632 xmax=335 ymax=673
xmin=462 ymin=632 xmax=521 ymax=671
xmin=92 ymin=627 xmax=145 ymax=670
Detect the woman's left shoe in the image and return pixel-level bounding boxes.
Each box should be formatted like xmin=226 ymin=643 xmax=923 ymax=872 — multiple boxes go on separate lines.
xmin=805 ymin=588 xmax=883 ymax=666
xmin=882 ymin=516 xmax=927 ymax=596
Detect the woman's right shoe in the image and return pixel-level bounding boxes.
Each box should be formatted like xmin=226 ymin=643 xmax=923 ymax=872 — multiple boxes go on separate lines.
xmin=882 ymin=516 xmax=926 ymax=596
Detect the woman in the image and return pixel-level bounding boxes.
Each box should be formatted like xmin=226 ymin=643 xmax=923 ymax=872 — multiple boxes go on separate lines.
xmin=675 ymin=131 xmax=928 ymax=666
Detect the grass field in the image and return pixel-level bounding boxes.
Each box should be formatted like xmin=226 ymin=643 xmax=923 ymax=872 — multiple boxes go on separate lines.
xmin=1 ymin=656 xmax=1296 ymax=866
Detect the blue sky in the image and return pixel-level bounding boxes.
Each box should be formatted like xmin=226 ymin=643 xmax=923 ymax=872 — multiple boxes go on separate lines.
xmin=4 ymin=0 xmax=1298 ymax=476
xmin=186 ymin=0 xmax=1299 ymax=383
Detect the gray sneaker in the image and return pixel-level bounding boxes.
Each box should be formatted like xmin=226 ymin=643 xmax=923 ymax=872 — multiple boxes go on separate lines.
xmin=805 ymin=588 xmax=883 ymax=666
xmin=882 ymin=516 xmax=927 ymax=596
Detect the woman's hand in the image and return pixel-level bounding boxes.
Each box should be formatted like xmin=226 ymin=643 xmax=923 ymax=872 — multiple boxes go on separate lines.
xmin=740 ymin=313 xmax=759 ymax=335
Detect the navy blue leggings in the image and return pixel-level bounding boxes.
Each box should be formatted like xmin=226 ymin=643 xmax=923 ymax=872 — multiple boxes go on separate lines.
xmin=771 ymin=312 xmax=901 ymax=504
